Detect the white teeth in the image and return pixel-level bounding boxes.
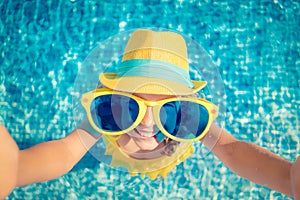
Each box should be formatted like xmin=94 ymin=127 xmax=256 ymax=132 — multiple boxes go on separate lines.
xmin=136 ymin=129 xmax=155 ymax=137
xmin=127 ymin=127 xmax=159 ymax=138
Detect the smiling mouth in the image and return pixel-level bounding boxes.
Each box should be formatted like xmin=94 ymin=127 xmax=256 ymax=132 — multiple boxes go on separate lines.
xmin=131 ymin=127 xmax=159 ymax=138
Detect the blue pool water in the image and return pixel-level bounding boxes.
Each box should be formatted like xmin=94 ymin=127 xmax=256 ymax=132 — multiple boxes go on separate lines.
xmin=1 ymin=0 xmax=299 ymax=199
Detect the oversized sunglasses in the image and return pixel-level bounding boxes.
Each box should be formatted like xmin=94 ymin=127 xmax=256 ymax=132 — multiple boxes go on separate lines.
xmin=81 ymin=88 xmax=218 ymax=142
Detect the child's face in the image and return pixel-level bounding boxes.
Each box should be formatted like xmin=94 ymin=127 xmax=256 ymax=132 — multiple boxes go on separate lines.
xmin=117 ymin=93 xmax=175 ymax=154
xmin=81 ymin=87 xmax=217 ymax=157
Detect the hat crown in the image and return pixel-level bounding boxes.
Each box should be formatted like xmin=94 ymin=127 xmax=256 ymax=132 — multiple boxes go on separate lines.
xmin=122 ymin=30 xmax=189 ymax=70
xmin=99 ymin=29 xmax=207 ymax=95
xmin=124 ymin=30 xmax=188 ymax=58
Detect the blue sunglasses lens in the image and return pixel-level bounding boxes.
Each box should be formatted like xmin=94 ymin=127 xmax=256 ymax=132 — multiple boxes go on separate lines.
xmin=160 ymin=101 xmax=209 ymax=140
xmin=90 ymin=94 xmax=139 ymax=132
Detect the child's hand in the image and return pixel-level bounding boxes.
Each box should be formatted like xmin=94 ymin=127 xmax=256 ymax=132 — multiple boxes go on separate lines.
xmin=291 ymin=156 xmax=300 ymax=199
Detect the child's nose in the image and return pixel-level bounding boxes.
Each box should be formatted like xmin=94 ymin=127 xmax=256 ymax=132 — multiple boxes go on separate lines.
xmin=140 ymin=107 xmax=155 ymax=126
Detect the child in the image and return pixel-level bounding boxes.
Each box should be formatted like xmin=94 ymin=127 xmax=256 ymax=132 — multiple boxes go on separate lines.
xmin=0 ymin=29 xmax=299 ymax=199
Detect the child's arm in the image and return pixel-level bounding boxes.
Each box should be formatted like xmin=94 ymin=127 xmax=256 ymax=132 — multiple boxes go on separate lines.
xmin=205 ymin=123 xmax=295 ymax=197
xmin=291 ymin=156 xmax=300 ymax=199
xmin=16 ymin=128 xmax=97 ymax=186
xmin=0 ymin=125 xmax=19 ymax=199
xmin=0 ymin=125 xmax=97 ymax=198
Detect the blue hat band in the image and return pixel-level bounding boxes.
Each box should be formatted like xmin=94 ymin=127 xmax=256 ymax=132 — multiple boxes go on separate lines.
xmin=117 ymin=59 xmax=194 ymax=88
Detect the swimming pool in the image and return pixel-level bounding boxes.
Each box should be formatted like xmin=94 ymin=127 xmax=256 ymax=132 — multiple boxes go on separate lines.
xmin=1 ymin=0 xmax=299 ymax=199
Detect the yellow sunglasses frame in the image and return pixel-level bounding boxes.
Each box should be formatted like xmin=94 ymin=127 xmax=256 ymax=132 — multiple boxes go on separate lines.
xmin=81 ymin=88 xmax=219 ymax=142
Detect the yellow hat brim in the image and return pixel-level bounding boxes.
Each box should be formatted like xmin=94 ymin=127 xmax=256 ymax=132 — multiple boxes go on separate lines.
xmin=99 ymin=73 xmax=207 ymax=95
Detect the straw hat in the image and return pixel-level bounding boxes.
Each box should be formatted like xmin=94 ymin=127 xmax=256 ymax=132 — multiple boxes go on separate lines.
xmin=100 ymin=29 xmax=207 ymax=95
